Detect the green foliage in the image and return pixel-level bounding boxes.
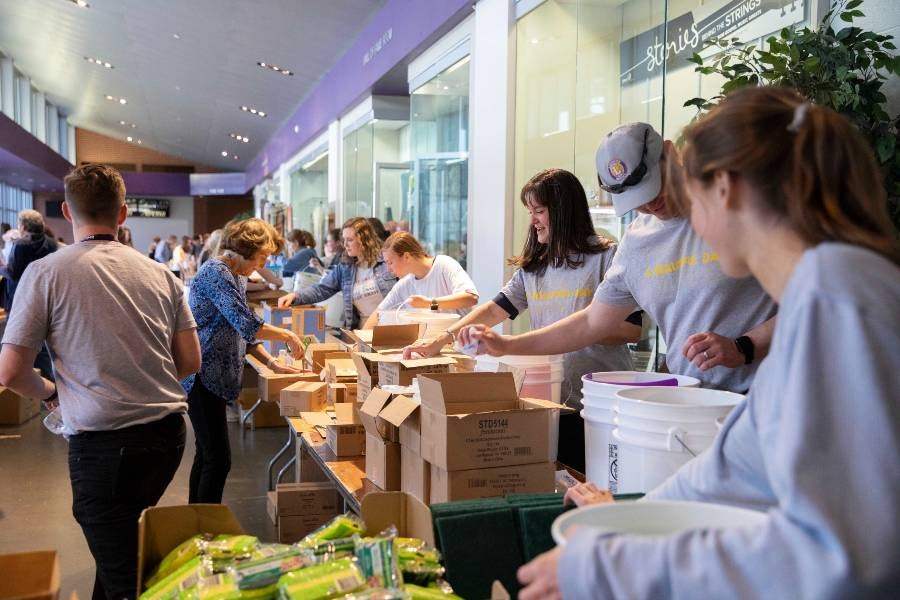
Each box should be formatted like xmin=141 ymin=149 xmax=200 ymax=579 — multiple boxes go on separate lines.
xmin=684 ymin=0 xmax=900 ymax=231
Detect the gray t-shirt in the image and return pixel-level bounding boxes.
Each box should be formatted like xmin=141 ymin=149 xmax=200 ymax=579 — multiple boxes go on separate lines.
xmin=499 ymin=245 xmax=633 ymax=407
xmin=2 ymin=240 xmax=196 ymax=433
xmin=594 ymin=215 xmax=776 ymax=392
xmin=560 ymin=243 xmax=900 ymax=599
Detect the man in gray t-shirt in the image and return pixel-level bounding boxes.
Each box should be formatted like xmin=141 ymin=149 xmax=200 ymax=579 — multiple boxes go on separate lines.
xmin=0 ymin=164 xmax=201 ymax=600
xmin=476 ymin=123 xmax=776 ymax=392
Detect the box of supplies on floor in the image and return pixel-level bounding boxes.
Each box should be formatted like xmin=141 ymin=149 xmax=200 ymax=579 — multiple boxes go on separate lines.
xmin=0 ymin=550 xmax=59 ymax=600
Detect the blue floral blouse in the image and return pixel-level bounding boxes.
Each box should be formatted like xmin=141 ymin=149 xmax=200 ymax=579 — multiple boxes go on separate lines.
xmin=181 ymin=258 xmax=263 ymax=401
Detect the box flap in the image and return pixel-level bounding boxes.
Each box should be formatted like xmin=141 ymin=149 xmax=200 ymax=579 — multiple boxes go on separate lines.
xmin=418 ymin=372 xmax=519 ymax=413
xmin=300 ymin=411 xmax=332 ymax=427
xmin=332 ymin=402 xmax=360 ymax=424
xmin=379 ymin=394 xmax=420 ymax=428
xmin=371 ymin=324 xmax=421 ymax=347
xmin=325 ymin=358 xmax=357 ymax=378
xmin=282 ymin=381 xmax=327 ymax=394
xmin=497 ymin=361 xmax=527 ymax=394
xmin=521 ymin=397 xmax=574 ymax=411
xmin=137 ymin=504 xmax=243 ymax=593
xmin=398 ymin=356 xmax=456 ymax=369
xmin=359 ymin=388 xmax=393 ymax=436
xmin=360 ymin=492 xmax=434 ymax=545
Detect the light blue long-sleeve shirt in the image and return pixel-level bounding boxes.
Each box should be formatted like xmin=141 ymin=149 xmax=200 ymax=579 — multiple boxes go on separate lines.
xmin=560 ymin=243 xmax=900 ymax=599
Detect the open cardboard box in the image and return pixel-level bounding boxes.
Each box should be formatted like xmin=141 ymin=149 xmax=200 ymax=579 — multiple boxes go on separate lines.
xmin=418 ymin=372 xmax=567 ymax=472
xmin=401 ymin=445 xmax=430 ymax=504
xmin=305 ymin=343 xmax=346 ymax=371
xmin=320 ymin=356 xmax=358 ymax=385
xmin=0 ymin=550 xmax=59 ymax=600
xmin=359 ymin=492 xmax=434 ymax=545
xmin=279 ymin=381 xmax=327 ymax=416
xmin=343 ymin=324 xmax=421 ymax=354
xmin=376 ymin=355 xmax=455 ymax=387
xmin=360 ymin=390 xmax=427 ymax=492
xmin=302 ymin=403 xmax=365 ymax=457
xmin=136 ymin=505 xmax=243 ymax=594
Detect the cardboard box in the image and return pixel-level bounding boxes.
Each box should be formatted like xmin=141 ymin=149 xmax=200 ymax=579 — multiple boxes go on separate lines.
xmin=137 ymin=505 xmax=244 ymax=593
xmin=279 ymin=381 xmax=327 ymax=416
xmin=278 ymin=514 xmax=334 ymax=543
xmin=429 ymin=461 xmax=556 ymax=502
xmin=245 ymin=400 xmax=286 ymax=428
xmin=400 ymin=446 xmax=430 ymax=505
xmin=327 ymin=382 xmax=357 ymax=405
xmin=0 ymin=551 xmax=59 ymax=600
xmin=350 ymin=352 xmax=380 ymax=403
xmin=305 ymin=343 xmax=345 ymax=371
xmin=418 ymin=372 xmax=563 ymax=471
xmin=290 ymin=306 xmax=326 ymax=343
xmin=303 ymin=404 xmax=365 ymax=457
xmin=376 ymin=355 xmax=455 ymax=387
xmin=445 ymin=352 xmax=477 ymax=373
xmin=295 ymin=443 xmax=328 ymax=483
xmin=344 ymin=324 xmax=421 ymax=353
xmin=365 ymin=433 xmax=401 ymax=491
xmin=321 ymin=357 xmax=357 ymax=385
xmin=258 ymin=371 xmax=321 ymax=404
xmin=359 ymin=492 xmax=434 ymax=544
xmin=0 ymin=388 xmax=39 ymax=425
xmin=270 ymin=482 xmax=341 ymax=515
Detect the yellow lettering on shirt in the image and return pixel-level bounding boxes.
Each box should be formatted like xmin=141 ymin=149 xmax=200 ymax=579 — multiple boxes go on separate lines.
xmin=644 ymin=253 xmax=716 ymax=279
xmin=530 ymin=288 xmax=594 ymax=301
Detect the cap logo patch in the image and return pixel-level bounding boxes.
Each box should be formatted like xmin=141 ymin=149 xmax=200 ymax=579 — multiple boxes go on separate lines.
xmin=608 ymin=159 xmax=627 ymax=181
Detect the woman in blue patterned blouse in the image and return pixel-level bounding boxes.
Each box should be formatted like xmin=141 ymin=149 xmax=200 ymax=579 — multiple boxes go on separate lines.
xmin=182 ymin=218 xmax=304 ymax=503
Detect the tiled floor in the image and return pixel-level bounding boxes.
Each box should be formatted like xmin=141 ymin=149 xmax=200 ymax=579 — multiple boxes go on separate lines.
xmin=0 ymin=413 xmax=287 ymax=598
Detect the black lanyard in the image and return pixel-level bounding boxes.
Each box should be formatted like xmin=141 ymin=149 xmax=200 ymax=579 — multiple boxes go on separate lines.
xmin=79 ymin=234 xmax=116 ymax=243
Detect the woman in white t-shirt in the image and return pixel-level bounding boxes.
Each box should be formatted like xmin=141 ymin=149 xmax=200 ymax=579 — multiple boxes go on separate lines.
xmin=362 ymin=232 xmax=478 ymax=328
xmin=278 ymin=218 xmax=397 ymax=329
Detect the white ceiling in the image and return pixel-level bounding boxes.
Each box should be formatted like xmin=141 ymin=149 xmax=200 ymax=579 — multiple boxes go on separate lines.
xmin=0 ymin=0 xmax=386 ymax=170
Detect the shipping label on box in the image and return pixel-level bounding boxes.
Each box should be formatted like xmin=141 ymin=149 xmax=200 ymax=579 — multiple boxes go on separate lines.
xmin=291 ymin=306 xmax=326 ymax=343
xmin=429 ymin=461 xmax=556 ymax=503
xmin=376 ymin=355 xmax=455 ymax=387
xmin=280 ymin=381 xmax=327 ymax=416
xmin=418 ymin=372 xmax=563 ymax=471
xmin=401 ymin=445 xmax=430 ymax=505
xmin=365 ymin=433 xmax=401 ymax=491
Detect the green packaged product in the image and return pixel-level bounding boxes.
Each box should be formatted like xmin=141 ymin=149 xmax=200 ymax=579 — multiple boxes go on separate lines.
xmin=402 ymin=584 xmax=462 ymax=600
xmin=229 ymin=549 xmax=313 ymax=590
xmin=298 ymin=515 xmax=365 ymax=547
xmin=203 ymin=535 xmax=259 ymax=561
xmin=181 ymin=573 xmax=240 ymax=600
xmin=340 ymin=589 xmax=409 ymax=600
xmin=354 ymin=530 xmax=402 ymax=589
xmin=300 ymin=536 xmax=356 ymax=559
xmin=145 ymin=535 xmax=213 ymax=590
xmin=140 ymin=557 xmax=208 ymax=600
xmin=249 ymin=544 xmax=293 ymax=560
xmin=277 ymin=557 xmax=366 ymax=599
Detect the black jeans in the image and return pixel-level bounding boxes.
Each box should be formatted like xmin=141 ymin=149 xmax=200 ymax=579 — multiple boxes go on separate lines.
xmin=187 ymin=379 xmax=231 ymax=504
xmin=557 ymin=411 xmax=586 ymax=475
xmin=68 ymin=413 xmax=185 ymax=600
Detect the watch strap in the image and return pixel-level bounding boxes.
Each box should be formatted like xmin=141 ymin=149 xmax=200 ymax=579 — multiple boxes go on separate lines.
xmin=734 ymin=336 xmax=754 ymax=365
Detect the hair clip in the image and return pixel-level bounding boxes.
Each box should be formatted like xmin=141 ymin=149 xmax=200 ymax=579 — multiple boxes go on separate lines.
xmin=787 ymin=103 xmax=810 ymax=133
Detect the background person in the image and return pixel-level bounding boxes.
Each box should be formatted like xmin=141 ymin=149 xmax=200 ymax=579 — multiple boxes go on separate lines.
xmin=182 ymin=218 xmax=305 ymax=504
xmin=462 ymin=124 xmax=777 ymax=394
xmin=148 ymin=235 xmax=161 ymax=259
xmin=154 ymin=233 xmax=175 ymax=265
xmin=0 ymin=164 xmax=201 ymax=600
xmin=310 ymin=228 xmax=344 ymax=273
xmin=518 ymin=86 xmax=900 ymax=600
xmin=363 ymin=231 xmax=478 ymax=328
xmin=283 ymin=229 xmax=319 ymax=277
xmin=116 ymin=225 xmax=133 ymax=247
xmin=277 ymin=217 xmax=397 ymax=329
xmin=404 ymin=168 xmax=638 ymax=471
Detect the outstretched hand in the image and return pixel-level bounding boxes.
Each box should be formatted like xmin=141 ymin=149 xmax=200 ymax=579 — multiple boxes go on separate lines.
xmin=682 ymin=331 xmax=743 ymax=371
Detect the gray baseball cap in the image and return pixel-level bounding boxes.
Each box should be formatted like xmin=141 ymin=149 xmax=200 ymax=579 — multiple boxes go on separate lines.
xmin=595 ymin=122 xmax=664 ymax=217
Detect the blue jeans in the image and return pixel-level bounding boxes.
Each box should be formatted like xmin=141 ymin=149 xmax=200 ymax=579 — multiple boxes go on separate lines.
xmin=68 ymin=413 xmax=185 ymax=600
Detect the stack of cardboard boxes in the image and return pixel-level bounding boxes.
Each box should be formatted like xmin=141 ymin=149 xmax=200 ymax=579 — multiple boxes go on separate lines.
xmin=266 ymin=482 xmax=343 ymax=543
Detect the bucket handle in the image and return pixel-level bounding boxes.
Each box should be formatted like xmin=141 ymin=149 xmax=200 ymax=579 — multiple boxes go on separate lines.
xmin=666 ymin=427 xmax=698 ymax=457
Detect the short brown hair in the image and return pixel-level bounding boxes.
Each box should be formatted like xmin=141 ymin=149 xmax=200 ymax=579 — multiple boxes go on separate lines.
xmin=383 ymin=231 xmax=428 ymax=259
xmin=679 ymin=86 xmax=899 ymax=266
xmin=220 ymin=218 xmax=283 ymax=259
xmin=342 ymin=217 xmax=382 ymax=265
xmin=64 ymin=164 xmax=126 ymax=225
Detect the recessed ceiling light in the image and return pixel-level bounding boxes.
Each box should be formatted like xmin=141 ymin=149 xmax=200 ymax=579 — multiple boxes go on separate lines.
xmin=118 ymin=98 xmax=127 ymax=104
xmin=84 ymin=56 xmax=114 ymax=68
xmin=232 ymin=155 xmax=239 ymax=160
xmin=126 ymin=136 xmax=133 ymax=142
xmin=221 ymin=151 xmax=228 ymax=157
xmin=105 ymin=94 xmax=127 ymax=104
xmin=68 ymin=0 xmax=90 ymax=8
xmin=240 ymin=105 xmax=267 ymax=118
xmin=172 ymin=33 xmax=181 ymax=40
xmin=105 ymin=95 xmax=114 ymax=100
xmin=293 ymin=125 xmax=299 ymax=133
xmin=242 ymin=137 xmax=249 ymax=143
xmin=120 ymin=120 xmax=126 ymax=125
xmin=229 ymin=133 xmax=251 ymax=143
xmin=257 ymin=61 xmax=294 ymax=76
xmin=136 ymin=139 xmax=142 ymax=144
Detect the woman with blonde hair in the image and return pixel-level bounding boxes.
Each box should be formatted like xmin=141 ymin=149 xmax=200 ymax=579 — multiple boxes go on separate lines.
xmin=183 ymin=218 xmax=304 ymax=503
xmin=362 ymin=231 xmax=478 ymax=328
xmin=518 ymin=87 xmax=900 ymax=599
xmin=278 ymin=217 xmax=397 ymax=329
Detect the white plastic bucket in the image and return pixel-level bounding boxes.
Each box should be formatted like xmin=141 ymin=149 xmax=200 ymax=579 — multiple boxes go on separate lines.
xmin=581 ymin=372 xmax=700 ymax=492
xmin=397 ymin=309 xmax=460 ymax=339
xmin=613 ymin=387 xmax=743 ymax=494
xmin=477 ymin=355 xmax=565 ymax=403
xmin=551 ymin=500 xmax=767 ymax=546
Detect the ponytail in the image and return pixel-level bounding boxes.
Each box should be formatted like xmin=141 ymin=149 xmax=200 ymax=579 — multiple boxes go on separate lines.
xmin=680 ymin=86 xmax=899 ymax=265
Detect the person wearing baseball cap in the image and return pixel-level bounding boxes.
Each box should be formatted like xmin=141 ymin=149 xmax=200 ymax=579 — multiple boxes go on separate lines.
xmin=458 ymin=122 xmax=777 ymax=396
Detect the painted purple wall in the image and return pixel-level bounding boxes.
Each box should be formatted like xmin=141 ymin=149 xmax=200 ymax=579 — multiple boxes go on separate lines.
xmin=0 ymin=111 xmax=72 ymax=192
xmin=244 ymin=0 xmax=474 ymax=189
xmin=190 ymin=172 xmax=247 ymax=196
xmin=121 ymin=171 xmax=191 ymax=196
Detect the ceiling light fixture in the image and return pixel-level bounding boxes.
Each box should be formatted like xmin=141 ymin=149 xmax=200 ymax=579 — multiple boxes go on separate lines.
xmin=105 ymin=94 xmax=127 ymax=104
xmin=172 ymin=33 xmax=181 ymax=40
xmin=221 ymin=151 xmax=228 ymax=157
xmin=257 ymin=61 xmax=293 ymax=76
xmin=68 ymin=0 xmax=90 ymax=8
xmin=240 ymin=105 xmax=267 ymax=118
xmin=85 ymin=56 xmax=114 ymax=69
xmin=126 ymin=136 xmax=133 ymax=142
xmin=229 ymin=133 xmax=250 ymax=143
xmin=136 ymin=139 xmax=142 ymax=144
xmin=232 ymin=155 xmax=239 ymax=160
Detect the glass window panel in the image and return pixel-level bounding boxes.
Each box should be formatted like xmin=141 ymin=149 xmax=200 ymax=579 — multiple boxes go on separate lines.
xmin=408 ymin=56 xmax=470 ymax=267
xmin=289 ymin=152 xmax=331 ymax=251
